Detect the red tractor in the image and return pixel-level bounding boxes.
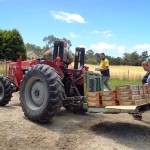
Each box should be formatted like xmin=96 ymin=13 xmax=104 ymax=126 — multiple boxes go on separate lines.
xmin=0 ymin=41 xmax=92 ymax=123
xmin=1 ymin=41 xmax=150 ymax=123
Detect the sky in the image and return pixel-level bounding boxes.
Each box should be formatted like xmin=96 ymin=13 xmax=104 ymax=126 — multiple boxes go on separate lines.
xmin=0 ymin=0 xmax=150 ymax=58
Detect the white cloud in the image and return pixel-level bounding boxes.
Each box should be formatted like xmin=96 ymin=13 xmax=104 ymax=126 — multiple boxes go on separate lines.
xmin=117 ymin=45 xmax=127 ymax=54
xmin=78 ymin=44 xmax=87 ymax=48
xmin=80 ymin=41 xmax=150 ymax=57
xmin=90 ymin=30 xmax=114 ymax=37
xmin=50 ymin=11 xmax=86 ymax=23
xmin=69 ymin=32 xmax=81 ymax=39
xmin=130 ymin=44 xmax=150 ymax=51
xmin=90 ymin=30 xmax=100 ymax=35
xmin=106 ymin=33 xmax=114 ymax=37
xmin=102 ymin=30 xmax=111 ymax=35
xmin=88 ymin=42 xmax=126 ymax=57
xmin=102 ymin=30 xmax=114 ymax=38
xmin=69 ymin=32 xmax=76 ymax=38
xmin=90 ymin=42 xmax=115 ymax=52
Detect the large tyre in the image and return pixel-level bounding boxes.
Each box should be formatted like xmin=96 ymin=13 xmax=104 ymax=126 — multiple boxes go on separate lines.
xmin=0 ymin=75 xmax=12 ymax=106
xmin=20 ymin=64 xmax=64 ymax=123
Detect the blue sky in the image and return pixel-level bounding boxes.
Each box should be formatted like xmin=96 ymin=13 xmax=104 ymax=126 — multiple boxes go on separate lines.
xmin=0 ymin=0 xmax=150 ymax=57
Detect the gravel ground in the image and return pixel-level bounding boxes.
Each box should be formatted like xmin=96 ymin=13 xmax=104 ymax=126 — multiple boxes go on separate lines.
xmin=0 ymin=92 xmax=150 ymax=150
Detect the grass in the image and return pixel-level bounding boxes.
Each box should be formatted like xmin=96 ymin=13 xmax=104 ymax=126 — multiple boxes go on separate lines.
xmin=83 ymin=64 xmax=144 ymax=90
xmin=86 ymin=64 xmax=145 ymax=81
xmin=109 ymin=79 xmax=142 ymax=89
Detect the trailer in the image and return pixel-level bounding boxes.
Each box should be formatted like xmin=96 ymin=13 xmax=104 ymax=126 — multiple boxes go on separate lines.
xmin=82 ymin=71 xmax=150 ymax=119
xmin=88 ymin=104 xmax=150 ymax=114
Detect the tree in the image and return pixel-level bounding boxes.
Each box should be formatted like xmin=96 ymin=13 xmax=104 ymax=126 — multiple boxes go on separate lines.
xmin=26 ymin=43 xmax=41 ymax=51
xmin=123 ymin=53 xmax=131 ymax=65
xmin=85 ymin=49 xmax=97 ymax=64
xmin=43 ymin=35 xmax=56 ymax=47
xmin=26 ymin=43 xmax=42 ymax=56
xmin=140 ymin=51 xmax=150 ymax=62
xmin=62 ymin=37 xmax=72 ymax=48
xmin=43 ymin=35 xmax=72 ymax=48
xmin=42 ymin=44 xmax=49 ymax=53
xmin=0 ymin=30 xmax=4 ymax=58
xmin=95 ymin=53 xmax=100 ymax=59
xmin=115 ymin=57 xmax=123 ymax=65
xmin=86 ymin=57 xmax=98 ymax=64
xmin=123 ymin=51 xmax=141 ymax=66
xmin=0 ymin=29 xmax=27 ymax=61
xmin=86 ymin=49 xmax=94 ymax=55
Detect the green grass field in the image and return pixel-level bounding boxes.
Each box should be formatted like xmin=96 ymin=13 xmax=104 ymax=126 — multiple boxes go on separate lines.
xmin=109 ymin=79 xmax=141 ymax=89
xmin=84 ymin=64 xmax=144 ymax=90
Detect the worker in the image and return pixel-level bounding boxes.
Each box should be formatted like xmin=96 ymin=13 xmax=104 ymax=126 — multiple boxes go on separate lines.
xmin=147 ymin=75 xmax=150 ymax=85
xmin=95 ymin=53 xmax=111 ymax=90
xmin=133 ymin=60 xmax=150 ymax=120
xmin=141 ymin=61 xmax=150 ymax=84
xmin=43 ymin=40 xmax=74 ymax=65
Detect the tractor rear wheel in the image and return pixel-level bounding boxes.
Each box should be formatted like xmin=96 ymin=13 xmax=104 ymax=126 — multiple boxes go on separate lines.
xmin=20 ymin=64 xmax=64 ymax=123
xmin=0 ymin=75 xmax=12 ymax=106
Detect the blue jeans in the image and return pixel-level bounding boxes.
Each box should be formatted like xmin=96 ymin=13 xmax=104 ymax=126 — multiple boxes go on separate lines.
xmin=101 ymin=75 xmax=111 ymax=90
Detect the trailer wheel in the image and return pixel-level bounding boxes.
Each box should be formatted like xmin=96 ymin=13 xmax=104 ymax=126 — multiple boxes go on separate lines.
xmin=0 ymin=75 xmax=12 ymax=106
xmin=20 ymin=64 xmax=64 ymax=123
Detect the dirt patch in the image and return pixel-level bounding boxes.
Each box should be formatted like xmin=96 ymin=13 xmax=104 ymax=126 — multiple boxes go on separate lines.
xmin=0 ymin=92 xmax=150 ymax=150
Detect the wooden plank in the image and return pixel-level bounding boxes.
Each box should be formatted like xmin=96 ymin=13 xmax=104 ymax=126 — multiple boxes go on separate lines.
xmin=88 ymin=103 xmax=150 ymax=113
xmin=88 ymin=107 xmax=137 ymax=113
xmin=105 ymin=105 xmax=137 ymax=110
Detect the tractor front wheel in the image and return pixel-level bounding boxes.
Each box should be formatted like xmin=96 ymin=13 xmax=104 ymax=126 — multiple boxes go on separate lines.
xmin=0 ymin=75 xmax=12 ymax=106
xmin=20 ymin=64 xmax=64 ymax=123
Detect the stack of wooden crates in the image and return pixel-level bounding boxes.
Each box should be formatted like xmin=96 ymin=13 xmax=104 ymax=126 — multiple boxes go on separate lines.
xmin=99 ymin=90 xmax=118 ymax=106
xmin=87 ymin=91 xmax=100 ymax=107
xmin=86 ymin=85 xmax=150 ymax=107
xmin=116 ymin=85 xmax=150 ymax=106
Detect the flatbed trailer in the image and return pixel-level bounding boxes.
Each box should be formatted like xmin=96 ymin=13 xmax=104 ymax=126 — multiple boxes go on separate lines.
xmin=83 ymin=71 xmax=150 ymax=116
xmin=88 ymin=103 xmax=150 ymax=114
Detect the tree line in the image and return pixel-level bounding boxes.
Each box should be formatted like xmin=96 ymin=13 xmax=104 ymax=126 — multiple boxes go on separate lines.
xmin=0 ymin=30 xmax=149 ymax=66
xmin=85 ymin=49 xmax=150 ymax=66
xmin=27 ymin=34 xmax=150 ymax=66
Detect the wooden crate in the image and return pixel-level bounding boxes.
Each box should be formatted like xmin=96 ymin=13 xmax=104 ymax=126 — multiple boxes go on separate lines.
xmin=140 ymin=99 xmax=147 ymax=105
xmin=87 ymin=91 xmax=100 ymax=97
xmin=87 ymin=92 xmax=101 ymax=107
xmin=119 ymin=101 xmax=133 ymax=106
xmin=102 ymin=95 xmax=116 ymax=101
xmin=115 ymin=85 xmax=139 ymax=90
xmin=117 ymin=94 xmax=142 ymax=100
xmin=87 ymin=96 xmax=99 ymax=102
xmin=148 ymin=86 xmax=150 ymax=94
xmin=102 ymin=100 xmax=116 ymax=106
xmin=147 ymin=98 xmax=150 ymax=103
xmin=87 ymin=101 xmax=100 ymax=107
xmin=99 ymin=90 xmax=114 ymax=96
xmin=139 ymin=85 xmax=144 ymax=90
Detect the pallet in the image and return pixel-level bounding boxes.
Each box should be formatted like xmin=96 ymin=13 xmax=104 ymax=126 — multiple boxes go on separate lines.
xmin=88 ymin=103 xmax=150 ymax=114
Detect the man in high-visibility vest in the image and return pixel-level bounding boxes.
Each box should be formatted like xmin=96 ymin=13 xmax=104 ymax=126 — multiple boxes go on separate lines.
xmin=97 ymin=53 xmax=111 ymax=90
